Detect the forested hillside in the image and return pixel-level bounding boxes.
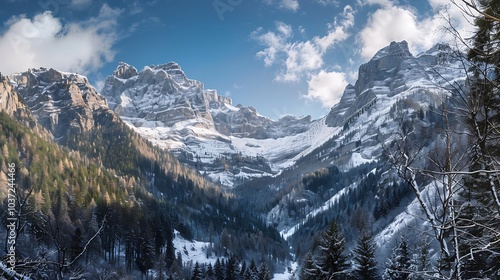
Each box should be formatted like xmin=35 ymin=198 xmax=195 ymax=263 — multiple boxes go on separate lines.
xmin=0 ymin=88 xmax=288 ymax=279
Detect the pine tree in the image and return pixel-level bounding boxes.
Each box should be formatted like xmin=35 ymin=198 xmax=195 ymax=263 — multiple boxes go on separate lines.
xmin=225 ymin=255 xmax=239 ymax=280
xmin=258 ymin=261 xmax=271 ymax=280
xmin=192 ymin=262 xmax=202 ymax=280
xmin=300 ymin=251 xmax=319 ymax=280
xmin=250 ymin=259 xmax=259 ymax=280
xmin=317 ymin=221 xmax=350 ymax=279
xmin=460 ymin=0 xmax=500 ymax=277
xmin=240 ymin=261 xmax=247 ymax=278
xmin=412 ymin=235 xmax=432 ymax=280
xmin=352 ymin=231 xmax=378 ymax=280
xmin=205 ymin=263 xmax=215 ymax=280
xmin=165 ymin=223 xmax=176 ymax=269
xmin=384 ymin=237 xmax=412 ymax=280
xmin=214 ymin=258 xmax=224 ymax=280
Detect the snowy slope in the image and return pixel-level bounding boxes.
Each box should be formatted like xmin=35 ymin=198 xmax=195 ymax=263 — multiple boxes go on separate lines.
xmin=266 ymin=41 xmax=467 ymax=241
xmin=173 ymin=231 xmax=220 ymax=266
xmin=101 ymin=62 xmax=332 ymax=187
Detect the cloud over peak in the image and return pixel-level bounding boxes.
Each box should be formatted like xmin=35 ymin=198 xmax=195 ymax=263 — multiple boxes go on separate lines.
xmin=358 ymin=1 xmax=473 ymax=60
xmin=251 ymin=5 xmax=354 ymax=83
xmin=0 ymin=4 xmax=120 ymax=75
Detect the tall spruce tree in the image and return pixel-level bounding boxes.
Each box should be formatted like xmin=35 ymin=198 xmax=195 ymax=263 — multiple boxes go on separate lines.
xmin=352 ymin=231 xmax=379 ymax=280
xmin=300 ymin=251 xmax=319 ymax=280
xmin=412 ymin=235 xmax=432 ymax=280
xmin=317 ymin=221 xmax=350 ymax=279
xmin=384 ymin=237 xmax=412 ymax=280
xmin=225 ymin=255 xmax=239 ymax=280
xmin=214 ymin=258 xmax=224 ymax=280
xmin=258 ymin=262 xmax=271 ymax=280
xmin=460 ymin=0 xmax=500 ymax=278
xmin=191 ymin=262 xmax=202 ymax=280
xmin=205 ymin=263 xmax=215 ymax=280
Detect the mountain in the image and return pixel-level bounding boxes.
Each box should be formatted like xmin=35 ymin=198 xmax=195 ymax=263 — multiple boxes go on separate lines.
xmin=234 ymin=41 xmax=466 ymax=262
xmin=9 ymin=68 xmax=109 ymax=144
xmin=1 ymin=67 xmax=289 ymax=279
xmin=97 ymin=40 xmax=469 ymax=268
xmin=98 ymin=41 xmax=466 ymax=249
xmin=99 ymin=42 xmax=463 ymax=192
xmin=101 ymin=62 xmax=327 ymax=187
xmin=0 ymin=40 xmax=476 ymax=279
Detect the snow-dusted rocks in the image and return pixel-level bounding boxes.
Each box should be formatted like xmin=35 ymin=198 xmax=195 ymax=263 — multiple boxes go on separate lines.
xmin=101 ymin=61 xmax=318 ymax=187
xmin=266 ymin=41 xmax=467 ymax=243
xmin=10 ymin=68 xmax=109 ymax=142
xmin=326 ymin=40 xmax=461 ymax=128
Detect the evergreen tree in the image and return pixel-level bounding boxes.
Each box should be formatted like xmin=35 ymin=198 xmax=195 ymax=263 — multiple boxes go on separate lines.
xmin=384 ymin=237 xmax=412 ymax=280
xmin=300 ymin=251 xmax=319 ymax=280
xmin=258 ymin=261 xmax=271 ymax=280
xmin=165 ymin=223 xmax=176 ymax=269
xmin=250 ymin=259 xmax=259 ymax=280
xmin=352 ymin=231 xmax=378 ymax=280
xmin=192 ymin=262 xmax=202 ymax=280
xmin=205 ymin=263 xmax=215 ymax=280
xmin=317 ymin=221 xmax=350 ymax=279
xmin=214 ymin=258 xmax=224 ymax=280
xmin=240 ymin=261 xmax=247 ymax=278
xmin=243 ymin=268 xmax=253 ymax=280
xmin=412 ymin=235 xmax=432 ymax=280
xmin=460 ymin=0 xmax=500 ymax=277
xmin=225 ymin=255 xmax=239 ymax=280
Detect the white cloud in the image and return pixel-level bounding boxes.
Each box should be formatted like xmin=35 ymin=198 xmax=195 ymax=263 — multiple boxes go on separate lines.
xmin=358 ymin=1 xmax=474 ymax=59
xmin=358 ymin=0 xmax=393 ymax=7
xmin=316 ymin=0 xmax=339 ymax=6
xmin=263 ymin=0 xmax=300 ymax=12
xmin=305 ymin=70 xmax=348 ymax=107
xmin=252 ymin=5 xmax=355 ymax=83
xmin=0 ymin=5 xmax=120 ymax=75
xmin=279 ymin=41 xmax=324 ymax=82
xmin=276 ymin=21 xmax=293 ymax=37
xmin=280 ymin=0 xmax=299 ymax=11
xmin=314 ymin=5 xmax=354 ymax=52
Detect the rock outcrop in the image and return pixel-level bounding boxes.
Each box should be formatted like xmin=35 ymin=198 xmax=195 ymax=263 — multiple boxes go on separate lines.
xmin=10 ymin=68 xmax=109 ymax=142
xmin=326 ymin=41 xmax=461 ymax=127
xmin=101 ymin=61 xmax=311 ymax=139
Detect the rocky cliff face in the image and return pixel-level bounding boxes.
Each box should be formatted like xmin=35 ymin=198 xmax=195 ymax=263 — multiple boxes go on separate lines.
xmin=264 ymin=41 xmax=467 ymax=245
xmin=0 ymin=79 xmax=27 ymax=117
xmin=102 ymin=62 xmax=310 ymax=139
xmin=103 ymin=62 xmax=221 ymax=129
xmin=100 ymin=61 xmax=316 ymax=186
xmin=325 ymin=41 xmax=459 ymax=127
xmin=10 ymin=68 xmax=109 ymax=142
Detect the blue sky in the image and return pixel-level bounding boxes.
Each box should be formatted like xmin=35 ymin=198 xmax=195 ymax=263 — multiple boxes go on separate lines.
xmin=0 ymin=0 xmax=472 ymax=119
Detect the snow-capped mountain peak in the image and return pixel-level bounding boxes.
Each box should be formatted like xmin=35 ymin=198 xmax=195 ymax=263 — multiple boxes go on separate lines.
xmin=100 ymin=42 xmax=463 ymax=188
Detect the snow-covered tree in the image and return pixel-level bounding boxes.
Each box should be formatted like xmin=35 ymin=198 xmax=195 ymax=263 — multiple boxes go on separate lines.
xmin=411 ymin=235 xmax=433 ymax=280
xmin=456 ymin=1 xmax=500 ymax=278
xmin=225 ymin=255 xmax=239 ymax=280
xmin=258 ymin=261 xmax=271 ymax=280
xmin=384 ymin=237 xmax=412 ymax=280
xmin=192 ymin=262 xmax=202 ymax=280
xmin=352 ymin=231 xmax=379 ymax=280
xmin=214 ymin=258 xmax=224 ymax=280
xmin=317 ymin=221 xmax=350 ymax=279
xmin=300 ymin=251 xmax=319 ymax=280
